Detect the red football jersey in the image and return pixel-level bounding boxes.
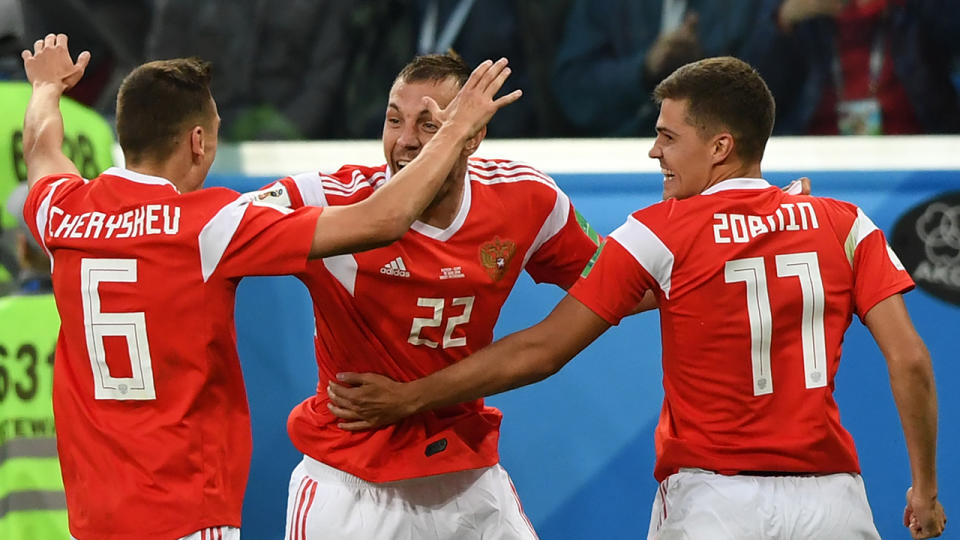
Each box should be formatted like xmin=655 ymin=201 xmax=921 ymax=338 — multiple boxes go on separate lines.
xmin=23 ymin=168 xmax=321 ymax=540
xmin=259 ymin=158 xmax=599 ymax=482
xmin=569 ymin=178 xmax=914 ymax=482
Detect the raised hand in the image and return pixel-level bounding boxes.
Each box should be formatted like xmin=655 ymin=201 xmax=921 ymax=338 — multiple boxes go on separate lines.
xmin=424 ymin=57 xmax=523 ymax=140
xmin=22 ymin=33 xmax=90 ymax=92
xmin=326 ymin=372 xmax=418 ymax=431
xmin=904 ymin=487 xmax=947 ymax=539
xmin=778 ymin=0 xmax=846 ymax=31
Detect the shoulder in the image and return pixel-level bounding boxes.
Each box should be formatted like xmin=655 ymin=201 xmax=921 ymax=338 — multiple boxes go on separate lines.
xmin=288 ymin=164 xmax=385 ymax=205
xmin=26 ymin=173 xmax=87 ymax=207
xmin=468 ymin=157 xmax=562 ymax=198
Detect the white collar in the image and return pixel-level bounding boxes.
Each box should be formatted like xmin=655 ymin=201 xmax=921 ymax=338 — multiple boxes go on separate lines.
xmin=102 ymin=167 xmax=180 ymax=194
xmin=700 ymin=177 xmax=771 ymax=195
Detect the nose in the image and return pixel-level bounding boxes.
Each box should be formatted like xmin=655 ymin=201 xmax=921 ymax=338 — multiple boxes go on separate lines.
xmin=648 ymin=142 xmax=660 ymax=159
xmin=397 ymin=121 xmax=421 ymax=149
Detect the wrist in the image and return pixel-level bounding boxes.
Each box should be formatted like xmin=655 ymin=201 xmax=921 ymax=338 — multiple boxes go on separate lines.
xmin=32 ymin=80 xmax=69 ymax=95
xmin=404 ymin=378 xmax=428 ymax=417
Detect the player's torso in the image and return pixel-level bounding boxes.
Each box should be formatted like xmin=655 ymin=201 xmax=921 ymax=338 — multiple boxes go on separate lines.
xmin=37 ymin=172 xmax=250 ymax=536
xmin=302 ymin=175 xmax=547 ymax=382
xmin=644 ymin=188 xmax=860 ymax=474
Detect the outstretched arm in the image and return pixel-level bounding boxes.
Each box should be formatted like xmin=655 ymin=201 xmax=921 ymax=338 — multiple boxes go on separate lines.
xmin=862 ymin=294 xmax=946 ymax=539
xmin=308 ymin=58 xmax=522 ymax=258
xmin=328 ymin=294 xmax=611 ymax=430
xmin=22 ymin=33 xmax=90 ymax=188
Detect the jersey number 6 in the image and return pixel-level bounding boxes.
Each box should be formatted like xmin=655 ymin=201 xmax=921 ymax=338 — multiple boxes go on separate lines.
xmin=80 ymin=258 xmax=157 ymax=400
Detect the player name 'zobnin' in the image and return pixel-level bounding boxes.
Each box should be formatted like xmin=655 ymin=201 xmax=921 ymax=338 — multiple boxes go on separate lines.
xmin=47 ymin=204 xmax=181 ymax=240
xmin=712 ymin=202 xmax=819 ymax=244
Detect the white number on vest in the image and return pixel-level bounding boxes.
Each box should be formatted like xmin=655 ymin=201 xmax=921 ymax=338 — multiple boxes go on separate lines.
xmin=408 ymin=296 xmax=475 ymax=349
xmin=80 ymin=258 xmax=156 ymax=400
xmin=724 ymin=252 xmax=827 ymax=396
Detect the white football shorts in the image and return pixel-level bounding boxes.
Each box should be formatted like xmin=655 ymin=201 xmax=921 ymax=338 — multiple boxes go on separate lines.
xmin=285 ymin=455 xmax=538 ymax=540
xmin=647 ymin=468 xmax=881 ymax=539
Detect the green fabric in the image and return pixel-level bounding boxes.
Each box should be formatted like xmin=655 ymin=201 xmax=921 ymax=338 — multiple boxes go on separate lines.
xmin=0 ymin=293 xmax=67 ymax=539
xmin=0 ymin=509 xmax=69 ymax=540
xmin=0 ymin=81 xmax=115 ymax=230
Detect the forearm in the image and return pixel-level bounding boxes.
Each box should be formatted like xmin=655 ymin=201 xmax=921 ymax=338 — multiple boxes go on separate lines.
xmin=407 ymin=328 xmax=564 ymax=415
xmin=888 ymin=344 xmax=939 ymax=496
xmin=23 ymin=82 xmax=73 ymax=187
xmin=365 ymin=122 xmax=471 ymax=233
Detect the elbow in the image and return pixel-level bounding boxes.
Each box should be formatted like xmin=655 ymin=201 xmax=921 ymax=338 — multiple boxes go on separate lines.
xmin=889 ymin=342 xmax=936 ymax=387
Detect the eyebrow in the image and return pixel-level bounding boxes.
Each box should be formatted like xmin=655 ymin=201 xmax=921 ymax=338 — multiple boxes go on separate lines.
xmin=386 ymin=102 xmax=432 ymax=118
xmin=656 ymin=126 xmax=677 ymax=136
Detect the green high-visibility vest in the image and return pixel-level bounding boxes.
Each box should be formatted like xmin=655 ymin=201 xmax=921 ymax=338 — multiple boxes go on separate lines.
xmin=0 ymin=292 xmax=69 ymax=539
xmin=0 ymin=81 xmax=115 ymax=231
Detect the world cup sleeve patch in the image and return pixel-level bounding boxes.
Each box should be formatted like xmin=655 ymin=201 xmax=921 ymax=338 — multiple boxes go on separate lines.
xmin=244 ymin=182 xmax=292 ymax=209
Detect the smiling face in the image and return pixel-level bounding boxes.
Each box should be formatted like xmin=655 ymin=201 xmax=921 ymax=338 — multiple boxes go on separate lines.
xmin=382 ymin=76 xmax=461 ymax=177
xmin=648 ymin=97 xmax=716 ymax=200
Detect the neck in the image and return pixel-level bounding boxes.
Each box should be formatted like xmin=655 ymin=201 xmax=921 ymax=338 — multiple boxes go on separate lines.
xmin=703 ymin=160 xmax=763 ymax=192
xmin=125 ymin=157 xmax=199 ymax=193
xmin=417 ymin=160 xmax=467 ymax=228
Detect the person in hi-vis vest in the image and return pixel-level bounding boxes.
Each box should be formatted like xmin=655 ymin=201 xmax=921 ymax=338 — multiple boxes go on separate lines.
xmin=0 ymin=80 xmax=114 ymax=293
xmin=0 ymin=184 xmax=68 ymax=539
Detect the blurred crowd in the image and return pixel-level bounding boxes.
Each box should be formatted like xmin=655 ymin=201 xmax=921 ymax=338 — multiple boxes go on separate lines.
xmin=2 ymin=0 xmax=960 ymax=140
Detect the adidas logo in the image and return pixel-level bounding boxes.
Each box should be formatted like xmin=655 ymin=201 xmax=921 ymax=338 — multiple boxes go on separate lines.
xmin=380 ymin=257 xmax=411 ymax=278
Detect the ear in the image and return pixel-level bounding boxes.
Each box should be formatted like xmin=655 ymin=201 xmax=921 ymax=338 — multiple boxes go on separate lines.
xmin=462 ymin=125 xmax=487 ymax=157
xmin=190 ymin=126 xmax=206 ymax=164
xmin=711 ymin=132 xmax=735 ymax=164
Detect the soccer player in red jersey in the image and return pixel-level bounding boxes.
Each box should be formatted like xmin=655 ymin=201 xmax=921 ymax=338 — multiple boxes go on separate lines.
xmin=327 ymin=57 xmax=947 ymax=539
xmin=250 ymin=54 xmax=608 ymax=539
xmin=19 ymin=34 xmax=519 ymax=540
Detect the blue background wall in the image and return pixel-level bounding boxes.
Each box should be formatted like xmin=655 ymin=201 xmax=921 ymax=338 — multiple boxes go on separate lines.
xmin=208 ymin=169 xmax=959 ymax=539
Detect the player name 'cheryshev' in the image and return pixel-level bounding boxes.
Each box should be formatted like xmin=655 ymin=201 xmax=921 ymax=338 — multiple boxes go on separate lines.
xmin=47 ymin=204 xmax=181 ymax=240
xmin=712 ymin=202 xmax=819 ymax=244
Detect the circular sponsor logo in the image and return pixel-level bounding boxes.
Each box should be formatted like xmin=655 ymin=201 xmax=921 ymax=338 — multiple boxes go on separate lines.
xmin=891 ymin=191 xmax=960 ymax=306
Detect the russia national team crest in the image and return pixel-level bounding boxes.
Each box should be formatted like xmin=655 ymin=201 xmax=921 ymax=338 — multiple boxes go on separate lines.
xmin=479 ymin=236 xmax=516 ymax=282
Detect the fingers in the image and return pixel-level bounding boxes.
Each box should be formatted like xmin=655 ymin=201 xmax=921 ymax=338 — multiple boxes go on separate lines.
xmin=422 ymin=96 xmax=442 ymax=120
xmin=463 ymin=59 xmax=494 ymax=91
xmin=479 ymin=58 xmax=510 ymax=95
xmin=327 ymin=401 xmax=362 ymax=421
xmin=335 ymin=372 xmax=366 ymax=386
xmin=493 ymin=89 xmax=523 ymax=109
xmin=75 ymin=50 xmax=91 ymax=72
xmin=34 ymin=39 xmax=44 ymax=54
xmin=337 ymin=420 xmax=375 ymax=431
xmin=488 ymin=65 xmax=512 ymax=97
xmin=44 ymin=33 xmax=56 ymax=49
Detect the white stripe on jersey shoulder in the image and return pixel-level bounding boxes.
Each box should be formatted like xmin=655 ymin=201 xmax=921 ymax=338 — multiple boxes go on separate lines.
xmin=609 ymin=216 xmax=675 ymax=299
xmin=468 ymin=159 xmax=558 ymax=189
xmin=410 ymin=168 xmax=472 ymax=241
xmin=288 ymin=172 xmax=330 ymax=207
xmin=844 ymin=207 xmax=880 ymax=267
xmin=318 ymin=168 xmax=385 ymax=198
xmin=102 ymin=167 xmax=180 ymax=192
xmin=843 ymin=207 xmax=904 ymax=269
xmin=323 ymin=254 xmax=358 ymax=296
xmin=199 ymin=193 xmax=289 ymax=281
xmin=35 ymin=177 xmax=74 ymax=271
xmin=701 ymin=177 xmax=772 ymax=195
xmin=522 ymin=189 xmax=571 ymax=268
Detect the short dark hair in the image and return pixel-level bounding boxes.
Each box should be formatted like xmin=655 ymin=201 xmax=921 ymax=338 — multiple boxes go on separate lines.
xmin=654 ymin=56 xmax=775 ymax=163
xmin=395 ymin=52 xmax=470 ymax=87
xmin=116 ymin=58 xmax=215 ymax=163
